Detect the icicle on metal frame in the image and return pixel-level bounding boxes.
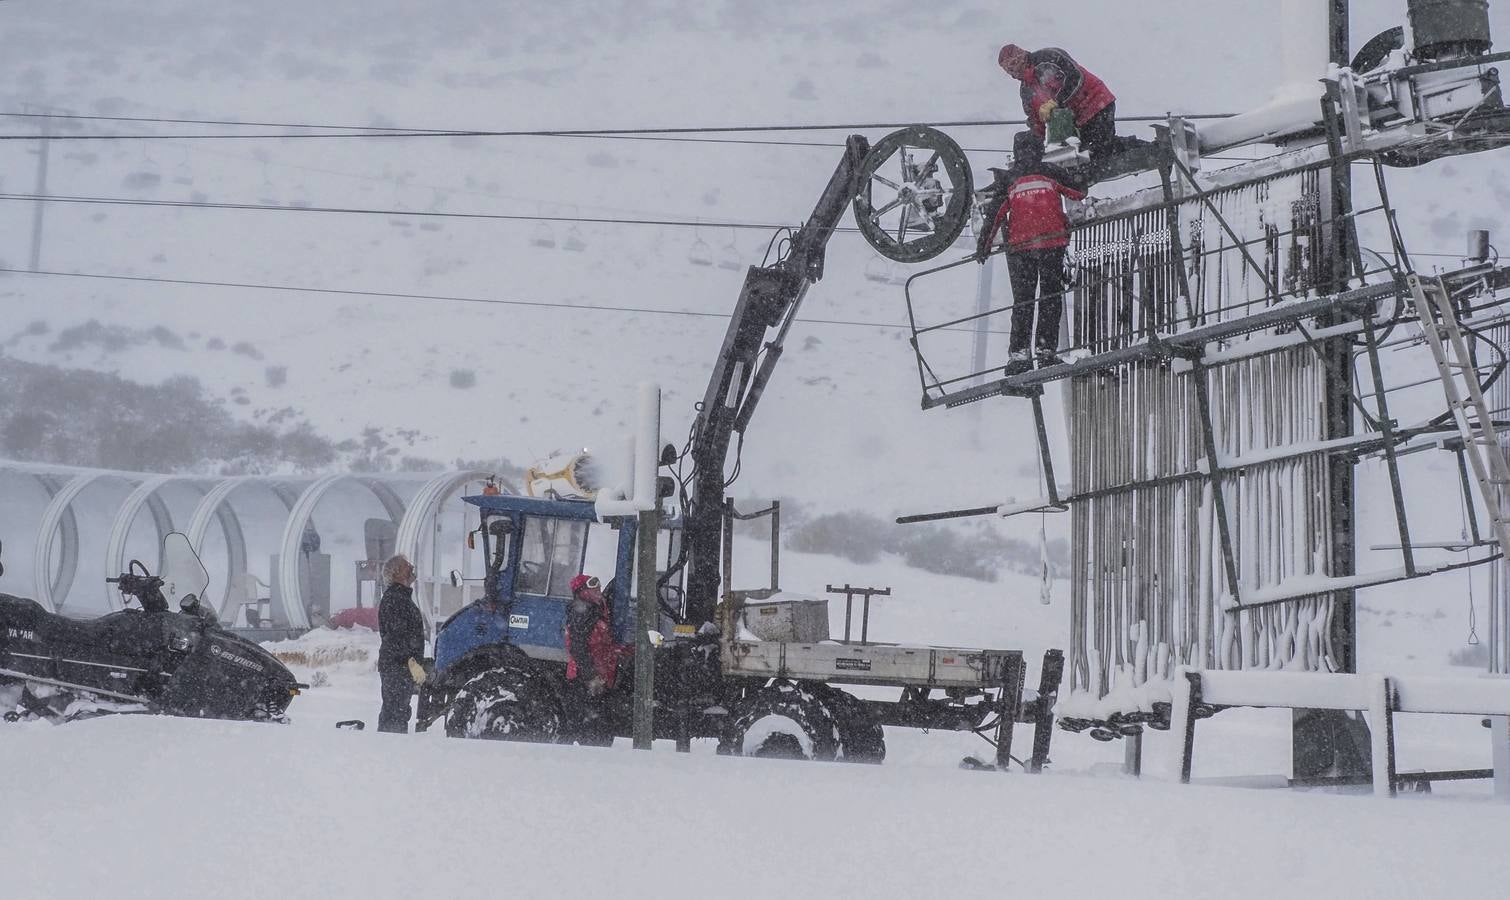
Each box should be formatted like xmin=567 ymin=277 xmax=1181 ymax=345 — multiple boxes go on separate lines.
xmin=1065 ymin=167 xmax=1339 ymax=702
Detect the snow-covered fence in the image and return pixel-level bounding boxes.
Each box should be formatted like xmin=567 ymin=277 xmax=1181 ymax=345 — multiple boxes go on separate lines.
xmin=1169 ymin=668 xmax=1510 ymax=799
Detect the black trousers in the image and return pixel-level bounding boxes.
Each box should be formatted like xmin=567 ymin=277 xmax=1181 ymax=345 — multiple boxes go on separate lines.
xmin=377 ymin=664 xmax=413 ymax=734
xmin=1080 ymin=103 xmax=1118 ymax=159
xmin=1007 ymin=247 xmax=1067 ymax=355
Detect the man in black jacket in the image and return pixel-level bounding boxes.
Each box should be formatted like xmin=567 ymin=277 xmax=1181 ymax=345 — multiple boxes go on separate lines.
xmin=377 ymin=554 xmax=425 ymax=733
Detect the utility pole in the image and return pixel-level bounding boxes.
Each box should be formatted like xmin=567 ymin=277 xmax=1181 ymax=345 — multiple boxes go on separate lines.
xmin=1323 ymin=0 xmax=1356 ymax=676
xmin=1324 ymin=0 xmax=1355 ymax=677
xmin=1294 ymin=0 xmax=1373 ymax=782
xmin=19 ymin=103 xmax=75 ymax=270
xmin=632 ymin=502 xmax=661 ymax=750
xmin=22 ymin=103 xmax=59 ymax=271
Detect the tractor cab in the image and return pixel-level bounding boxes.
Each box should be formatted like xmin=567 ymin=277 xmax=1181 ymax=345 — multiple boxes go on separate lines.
xmin=433 ymin=494 xmax=683 ymax=678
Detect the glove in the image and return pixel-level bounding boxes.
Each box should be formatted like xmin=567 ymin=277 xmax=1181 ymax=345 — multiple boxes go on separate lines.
xmin=406 ymin=657 xmax=427 ymax=686
xmin=586 ymin=677 xmax=607 ymax=698
xmin=1038 ymin=99 xmax=1059 ymax=123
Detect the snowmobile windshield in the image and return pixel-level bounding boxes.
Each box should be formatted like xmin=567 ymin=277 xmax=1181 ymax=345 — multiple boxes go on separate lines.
xmin=160 ymin=532 xmax=211 ymax=610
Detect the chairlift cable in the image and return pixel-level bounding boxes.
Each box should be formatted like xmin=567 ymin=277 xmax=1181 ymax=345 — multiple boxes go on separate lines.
xmin=0 ymin=110 xmax=1239 ymax=142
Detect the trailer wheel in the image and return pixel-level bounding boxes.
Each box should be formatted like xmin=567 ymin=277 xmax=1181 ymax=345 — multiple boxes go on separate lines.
xmin=814 ymin=686 xmax=886 ymax=763
xmin=445 ymin=667 xmax=562 ymax=742
xmin=719 ymin=681 xmax=839 ymax=761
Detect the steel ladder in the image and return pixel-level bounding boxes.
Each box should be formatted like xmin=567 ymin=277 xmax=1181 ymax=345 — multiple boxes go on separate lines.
xmin=1411 ymin=273 xmax=1510 ymax=560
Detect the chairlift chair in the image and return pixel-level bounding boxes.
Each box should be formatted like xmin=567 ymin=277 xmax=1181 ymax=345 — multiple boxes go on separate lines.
xmin=718 ymin=230 xmax=742 ymax=270
xmin=531 ymin=221 xmax=557 ymax=249
xmin=864 ymin=257 xmax=891 ymax=284
xmin=564 ymin=225 xmax=587 ymax=252
xmin=258 ymin=162 xmax=278 ymax=206
xmin=173 ymin=147 xmax=193 ymax=187
xmin=688 ymin=236 xmax=714 ymax=266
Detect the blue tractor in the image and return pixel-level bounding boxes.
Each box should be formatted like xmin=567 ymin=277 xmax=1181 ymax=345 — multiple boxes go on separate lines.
xmin=418 ymin=493 xmax=708 ymax=746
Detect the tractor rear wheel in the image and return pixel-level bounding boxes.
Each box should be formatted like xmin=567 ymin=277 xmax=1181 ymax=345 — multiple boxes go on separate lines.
xmin=445 ymin=667 xmax=562 ymax=742
xmin=813 ymin=685 xmax=886 ymax=763
xmin=719 ymin=681 xmax=839 ymax=761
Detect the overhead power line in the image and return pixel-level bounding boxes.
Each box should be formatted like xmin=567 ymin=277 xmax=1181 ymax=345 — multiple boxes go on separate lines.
xmin=0 ymin=266 xmax=1005 ymax=334
xmin=0 ymin=191 xmax=834 ymax=232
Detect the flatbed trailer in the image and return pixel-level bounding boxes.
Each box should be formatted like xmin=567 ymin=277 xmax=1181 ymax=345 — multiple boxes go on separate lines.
xmin=724 ymin=637 xmax=1063 ymax=769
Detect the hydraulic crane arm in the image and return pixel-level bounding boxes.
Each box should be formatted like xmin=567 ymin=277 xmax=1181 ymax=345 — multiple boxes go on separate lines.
xmin=682 ymin=134 xmax=871 ymax=626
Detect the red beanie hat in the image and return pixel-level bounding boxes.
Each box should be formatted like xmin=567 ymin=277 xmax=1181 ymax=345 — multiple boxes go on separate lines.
xmin=999 ymin=43 xmax=1030 ymax=77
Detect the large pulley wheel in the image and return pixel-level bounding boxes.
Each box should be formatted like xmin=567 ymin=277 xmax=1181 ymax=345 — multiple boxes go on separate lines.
xmin=853 ymin=125 xmax=973 ymax=263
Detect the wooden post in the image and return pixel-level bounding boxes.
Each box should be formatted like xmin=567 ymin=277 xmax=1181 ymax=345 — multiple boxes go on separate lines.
xmin=632 ymin=505 xmax=660 ymax=751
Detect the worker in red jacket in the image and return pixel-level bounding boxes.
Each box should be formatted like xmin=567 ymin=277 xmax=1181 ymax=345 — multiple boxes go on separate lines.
xmin=565 ymin=573 xmax=626 ymax=744
xmin=977 ymin=133 xmax=1086 ymax=374
xmin=998 ymin=44 xmax=1119 ymax=161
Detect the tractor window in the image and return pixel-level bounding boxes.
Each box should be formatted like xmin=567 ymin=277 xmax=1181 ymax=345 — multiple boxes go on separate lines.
xmin=516 ymin=516 xmax=589 ymax=599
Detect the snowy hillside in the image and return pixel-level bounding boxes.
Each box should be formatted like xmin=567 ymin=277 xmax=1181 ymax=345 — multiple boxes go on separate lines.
xmin=5 ymin=1 xmax=1508 ymax=511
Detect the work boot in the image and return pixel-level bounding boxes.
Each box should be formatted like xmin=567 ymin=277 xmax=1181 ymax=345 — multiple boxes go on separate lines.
xmin=1004 ymin=350 xmax=1032 ymax=377
xmin=1036 ymin=350 xmax=1066 ymax=368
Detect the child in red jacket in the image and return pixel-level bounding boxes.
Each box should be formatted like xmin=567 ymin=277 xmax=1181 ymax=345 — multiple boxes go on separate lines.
xmin=977 ymin=133 xmax=1085 ymax=374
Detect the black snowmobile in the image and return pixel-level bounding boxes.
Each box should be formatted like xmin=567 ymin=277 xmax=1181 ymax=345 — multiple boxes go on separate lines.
xmin=0 ymin=532 xmax=304 ymax=723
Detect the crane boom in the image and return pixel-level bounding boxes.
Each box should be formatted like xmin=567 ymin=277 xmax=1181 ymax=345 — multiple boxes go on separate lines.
xmin=682 ymin=134 xmax=871 ymax=626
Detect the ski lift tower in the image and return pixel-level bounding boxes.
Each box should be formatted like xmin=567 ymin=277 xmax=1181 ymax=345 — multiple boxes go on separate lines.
xmin=859 ymin=0 xmax=1510 ymax=779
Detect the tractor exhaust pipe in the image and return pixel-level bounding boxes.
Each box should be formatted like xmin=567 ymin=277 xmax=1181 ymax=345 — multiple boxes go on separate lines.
xmin=594 ymin=383 xmax=661 ymax=517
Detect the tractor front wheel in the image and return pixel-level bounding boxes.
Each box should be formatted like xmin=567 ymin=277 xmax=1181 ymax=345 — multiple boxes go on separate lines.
xmin=444 ymin=667 xmax=562 ymax=742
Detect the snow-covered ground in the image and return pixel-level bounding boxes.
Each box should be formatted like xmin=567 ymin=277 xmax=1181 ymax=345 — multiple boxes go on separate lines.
xmin=3 ymin=664 xmax=1508 ymax=900
xmin=4 ymin=544 xmax=1510 ymax=898
xmin=2 ymin=711 xmax=1508 ymax=900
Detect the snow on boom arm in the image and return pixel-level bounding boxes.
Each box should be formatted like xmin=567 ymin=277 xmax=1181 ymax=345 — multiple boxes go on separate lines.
xmin=681 ymin=135 xmax=871 ymax=627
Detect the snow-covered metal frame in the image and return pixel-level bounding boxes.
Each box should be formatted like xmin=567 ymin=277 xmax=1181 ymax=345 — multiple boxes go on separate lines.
xmin=1 ymin=459 xmax=498 ymax=628
xmin=900 ymin=136 xmax=1510 ymax=719
xmin=274 ymin=474 xmax=405 ymax=629
xmin=32 ymin=471 xmax=116 ymax=614
xmin=184 ymin=476 xmax=305 ymax=618
xmin=393 ymin=469 xmax=501 ymax=626
xmin=102 ymin=474 xmax=199 ymax=612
